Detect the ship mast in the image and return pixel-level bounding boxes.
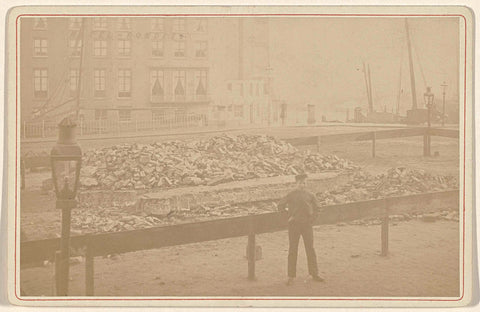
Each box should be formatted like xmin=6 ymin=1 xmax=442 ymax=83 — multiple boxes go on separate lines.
xmin=405 ymin=18 xmax=418 ymax=110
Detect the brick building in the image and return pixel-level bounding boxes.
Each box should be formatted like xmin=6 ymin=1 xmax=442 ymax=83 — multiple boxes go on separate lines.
xmin=19 ymin=16 xmax=277 ymax=127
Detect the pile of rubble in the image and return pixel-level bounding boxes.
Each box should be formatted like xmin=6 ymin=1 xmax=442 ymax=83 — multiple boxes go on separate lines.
xmin=70 ymin=167 xmax=458 ymax=235
xmin=316 ymin=167 xmax=458 ymax=205
xmin=79 ymin=135 xmax=356 ymax=190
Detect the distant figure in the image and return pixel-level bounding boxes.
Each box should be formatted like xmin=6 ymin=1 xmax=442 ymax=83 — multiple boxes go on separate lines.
xmin=277 ymin=173 xmax=324 ymax=285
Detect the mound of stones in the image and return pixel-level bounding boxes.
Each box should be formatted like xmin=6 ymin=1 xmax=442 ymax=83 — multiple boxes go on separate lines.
xmin=79 ymin=134 xmax=356 ymax=190
xmin=70 ymin=167 xmax=458 ymax=235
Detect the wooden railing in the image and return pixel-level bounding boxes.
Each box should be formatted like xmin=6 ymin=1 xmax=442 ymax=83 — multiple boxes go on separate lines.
xmin=284 ymin=127 xmax=459 ymax=157
xmin=20 ymin=190 xmax=459 ymax=295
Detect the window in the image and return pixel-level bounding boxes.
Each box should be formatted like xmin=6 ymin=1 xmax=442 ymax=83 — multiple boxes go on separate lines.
xmin=227 ymin=83 xmax=232 ymax=91
xmin=173 ymin=71 xmax=186 ymax=99
xmin=94 ymin=69 xmax=106 ymax=97
xmin=94 ymin=40 xmax=107 ymax=57
xmin=151 ymin=40 xmax=164 ymax=57
xmin=117 ymin=38 xmax=131 ymax=57
xmin=250 ymin=83 xmax=253 ymax=96
xmin=95 ymin=109 xmax=108 ymax=120
xmin=69 ymin=17 xmax=82 ymax=29
xmin=33 ymin=18 xmax=47 ymax=30
xmin=94 ymin=17 xmax=107 ymax=29
xmin=118 ymin=17 xmax=131 ymax=29
xmin=239 ymin=83 xmax=244 ymax=96
xmin=256 ymin=83 xmax=260 ymax=96
xmin=194 ymin=41 xmax=207 ymax=57
xmin=234 ymin=105 xmax=244 ymax=117
xmin=33 ymin=69 xmax=48 ymax=98
xmin=173 ymin=19 xmax=185 ymax=33
xmin=69 ymin=69 xmax=79 ymax=96
xmin=33 ymin=39 xmax=47 ymax=57
xmin=119 ymin=110 xmax=131 ymax=122
xmin=264 ymin=83 xmax=269 ymax=95
xmin=69 ymin=39 xmax=82 ymax=57
xmin=174 ymin=41 xmax=185 ymax=57
xmin=118 ymin=69 xmax=131 ymax=98
xmin=151 ymin=18 xmax=164 ymax=31
xmin=195 ymin=71 xmax=207 ymax=96
xmin=150 ymin=70 xmax=164 ymax=101
xmin=194 ymin=19 xmax=207 ymax=32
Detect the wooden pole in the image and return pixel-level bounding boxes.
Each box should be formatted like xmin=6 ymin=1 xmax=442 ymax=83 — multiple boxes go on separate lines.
xmin=20 ymin=160 xmax=26 ymax=190
xmin=405 ymin=19 xmax=418 ymax=110
xmin=381 ymin=200 xmax=389 ymax=257
xmin=362 ymin=62 xmax=372 ymax=113
xmin=85 ymin=246 xmax=94 ymax=296
xmin=55 ymin=251 xmax=61 ymax=295
xmin=316 ymin=136 xmax=321 ymax=153
xmin=423 ymin=130 xmax=430 ymax=157
xmin=367 ymin=64 xmax=374 ymax=113
xmin=247 ymin=218 xmax=256 ymax=280
xmin=58 ymin=201 xmax=72 ymax=296
xmin=371 ymin=131 xmax=376 ymax=158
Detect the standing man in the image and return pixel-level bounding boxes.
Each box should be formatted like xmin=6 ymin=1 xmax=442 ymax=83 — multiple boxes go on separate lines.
xmin=277 ymin=173 xmax=324 ymax=285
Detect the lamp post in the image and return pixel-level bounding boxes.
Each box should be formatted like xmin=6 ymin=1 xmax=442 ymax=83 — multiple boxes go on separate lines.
xmin=441 ymin=82 xmax=447 ymax=127
xmin=423 ymin=87 xmax=435 ymax=157
xmin=50 ymin=117 xmax=82 ymax=296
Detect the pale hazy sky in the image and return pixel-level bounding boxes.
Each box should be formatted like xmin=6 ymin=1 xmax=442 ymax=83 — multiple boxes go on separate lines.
xmin=269 ymin=17 xmax=460 ymax=114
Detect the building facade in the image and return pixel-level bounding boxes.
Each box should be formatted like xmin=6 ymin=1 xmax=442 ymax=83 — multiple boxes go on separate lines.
xmin=19 ymin=16 xmax=276 ymax=127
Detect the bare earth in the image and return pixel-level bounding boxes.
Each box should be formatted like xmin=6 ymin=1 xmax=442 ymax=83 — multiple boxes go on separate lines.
xmin=19 ymin=126 xmax=460 ymax=297
xmin=21 ymin=219 xmax=459 ymax=297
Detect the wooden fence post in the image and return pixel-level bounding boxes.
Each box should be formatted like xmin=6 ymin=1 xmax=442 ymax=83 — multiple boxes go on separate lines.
xmin=55 ymin=251 xmax=61 ymax=295
xmin=42 ymin=120 xmax=45 ymax=138
xmin=372 ymin=131 xmax=376 ymax=158
xmin=85 ymin=246 xmax=94 ymax=296
xmin=247 ymin=218 xmax=256 ymax=280
xmin=423 ymin=128 xmax=431 ymax=157
xmin=381 ymin=200 xmax=389 ymax=256
xmin=316 ymin=136 xmax=321 ymax=152
xmin=20 ymin=160 xmax=25 ymax=190
xmin=23 ymin=121 xmax=26 ymax=139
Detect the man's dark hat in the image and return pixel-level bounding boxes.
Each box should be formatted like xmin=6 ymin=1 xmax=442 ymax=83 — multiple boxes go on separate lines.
xmin=295 ymin=173 xmax=308 ymax=181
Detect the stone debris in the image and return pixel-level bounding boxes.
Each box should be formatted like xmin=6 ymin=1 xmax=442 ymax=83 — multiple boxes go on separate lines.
xmin=79 ymin=135 xmax=356 ymax=190
xmin=316 ymin=167 xmax=457 ymax=206
xmin=70 ymin=167 xmax=458 ymax=235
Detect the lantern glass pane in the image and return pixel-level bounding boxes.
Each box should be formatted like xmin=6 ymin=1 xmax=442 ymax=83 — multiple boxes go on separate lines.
xmin=53 ymin=160 xmax=78 ymax=197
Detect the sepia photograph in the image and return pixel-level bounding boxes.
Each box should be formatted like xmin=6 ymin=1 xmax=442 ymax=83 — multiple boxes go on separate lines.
xmin=5 ymin=5 xmax=473 ymax=307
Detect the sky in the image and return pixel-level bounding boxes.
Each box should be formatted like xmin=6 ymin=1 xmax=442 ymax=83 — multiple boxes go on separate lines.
xmin=268 ymin=17 xmax=460 ymax=116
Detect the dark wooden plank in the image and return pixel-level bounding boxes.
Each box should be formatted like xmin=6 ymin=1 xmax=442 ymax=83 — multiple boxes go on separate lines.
xmin=284 ymin=136 xmax=318 ymax=146
xmin=427 ymin=128 xmax=459 ymax=138
xmin=20 ymin=190 xmax=459 ymax=266
xmin=373 ymin=127 xmax=426 ymax=140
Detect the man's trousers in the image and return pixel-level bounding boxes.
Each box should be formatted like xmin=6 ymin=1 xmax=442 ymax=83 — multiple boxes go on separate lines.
xmin=287 ymin=221 xmax=318 ymax=278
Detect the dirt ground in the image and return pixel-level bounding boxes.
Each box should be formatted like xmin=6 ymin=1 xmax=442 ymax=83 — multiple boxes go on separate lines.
xmin=21 ymin=219 xmax=459 ymax=297
xmin=19 ymin=126 xmax=461 ymax=298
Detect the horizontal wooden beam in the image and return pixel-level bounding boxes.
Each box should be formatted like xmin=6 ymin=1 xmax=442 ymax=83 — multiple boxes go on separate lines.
xmin=286 ymin=127 xmax=458 ymax=147
xmin=20 ymin=190 xmax=459 ymax=267
xmin=427 ymin=128 xmax=459 ymax=139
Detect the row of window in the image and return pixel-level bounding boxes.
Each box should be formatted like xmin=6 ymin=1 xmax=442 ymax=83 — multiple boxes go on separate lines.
xmin=33 ymin=17 xmax=207 ymax=33
xmin=227 ymin=81 xmax=268 ymax=97
xmin=32 ymin=38 xmax=207 ymax=58
xmin=33 ymin=68 xmax=208 ymax=99
xmin=94 ymin=109 xmax=190 ymax=123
